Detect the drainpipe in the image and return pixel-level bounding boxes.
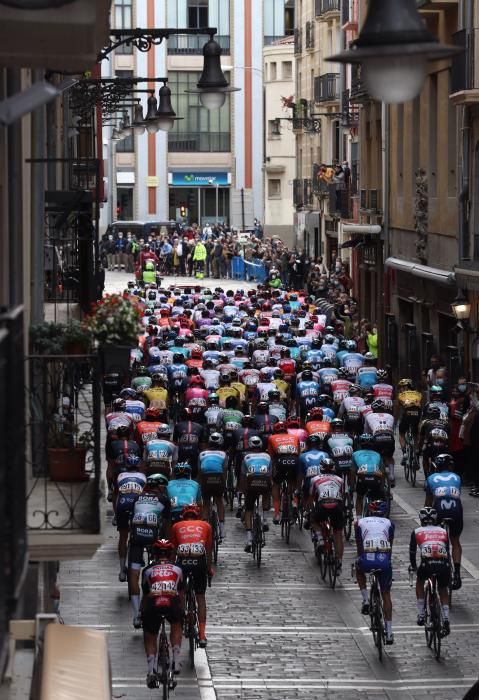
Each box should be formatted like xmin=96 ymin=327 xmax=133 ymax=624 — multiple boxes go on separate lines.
xmin=379 ymin=101 xmax=390 ymax=363
xmin=459 ymin=0 xmax=473 ymax=262
xmin=30 ymin=70 xmax=46 ymax=324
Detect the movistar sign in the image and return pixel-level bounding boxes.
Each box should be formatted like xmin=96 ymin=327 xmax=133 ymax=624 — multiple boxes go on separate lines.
xmin=169 ymin=171 xmax=231 ymax=186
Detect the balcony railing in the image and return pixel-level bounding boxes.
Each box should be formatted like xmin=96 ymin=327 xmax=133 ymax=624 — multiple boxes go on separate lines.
xmin=168 ymin=132 xmax=231 ymax=152
xmin=168 ymin=34 xmax=230 ymax=55
xmin=451 ymin=28 xmax=473 ymax=93
xmin=329 ymin=183 xmax=352 ymax=218
xmin=303 ymin=178 xmax=313 ymax=207
xmin=350 ymin=63 xmax=371 ymax=103
xmin=341 ymin=89 xmax=359 ymax=126
xmin=316 ymin=0 xmax=341 ymax=17
xmin=314 ymin=73 xmax=340 ymax=103
xmin=294 ymin=27 xmax=302 ymax=54
xmin=264 ymin=32 xmax=294 ymax=46
xmin=293 ymin=178 xmax=303 ymax=209
xmin=26 ymin=353 xmax=103 ymax=559
xmin=305 ymin=21 xmax=315 ymax=50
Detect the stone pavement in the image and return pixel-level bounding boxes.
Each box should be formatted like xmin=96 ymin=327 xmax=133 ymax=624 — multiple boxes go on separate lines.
xmin=104 ymin=270 xmax=256 ymax=295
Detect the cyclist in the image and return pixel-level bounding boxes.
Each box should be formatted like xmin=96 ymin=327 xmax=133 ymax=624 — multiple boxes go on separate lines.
xmin=201 ymin=359 xmax=221 ymax=391
xmin=425 ymin=453 xmax=463 ymax=590
xmin=268 ymin=422 xmax=300 ymax=524
xmin=409 ymin=506 xmax=450 ymax=635
xmin=355 ymin=500 xmax=395 ymax=645
xmin=364 ymin=399 xmax=396 ymax=487
xmin=132 ymin=366 xmax=153 ymax=393
xmin=141 ymin=539 xmax=183 ymax=688
xmin=396 ymin=378 xmax=422 ymax=466
xmin=142 ymin=373 xmax=169 ymax=419
xmin=299 ymin=434 xmax=330 ymax=528
xmin=106 ymin=422 xmax=141 ymax=498
xmin=167 ymin=462 xmax=202 ymax=524
xmin=198 ymin=432 xmax=228 ymax=539
xmin=418 ymin=405 xmax=450 ymax=478
xmin=338 ymin=384 xmax=365 ymax=436
xmin=424 ymin=384 xmax=449 ymax=422
xmin=268 ymin=388 xmax=288 ymax=422
xmin=172 ymin=409 xmax=207 ymax=478
xmin=135 ymin=407 xmax=166 ymax=448
xmin=327 ymin=418 xmax=354 ymax=488
xmin=167 ymin=352 xmax=189 ymax=395
xmin=372 ymin=369 xmax=394 ymax=414
xmin=143 ymin=426 xmax=177 ymax=478
xmin=204 ymin=392 xmax=223 ymax=436
xmin=331 ymin=369 xmax=352 ymax=408
xmin=296 ymin=368 xmax=321 ymax=421
xmin=128 ymin=473 xmax=171 ymax=628
xmin=310 ymin=457 xmax=345 ymax=573
xmin=184 ymin=375 xmax=209 ymax=423
xmin=352 ymin=433 xmax=387 ymax=517
xmin=254 ymin=401 xmax=279 ymax=443
xmin=241 ymin=435 xmax=273 ymax=551
xmin=115 ymin=457 xmax=146 ymax=582
xmin=286 ymin=415 xmax=308 ymax=453
xmin=170 ymin=504 xmax=213 ymax=648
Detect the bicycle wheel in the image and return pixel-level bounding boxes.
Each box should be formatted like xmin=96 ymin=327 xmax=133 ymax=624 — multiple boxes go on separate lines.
xmin=432 ymin=594 xmax=443 ymax=659
xmin=370 ymin=583 xmax=383 ymax=661
xmin=157 ymin=633 xmax=170 ymax=700
xmin=210 ymin=509 xmax=220 ymax=564
xmin=343 ymin=491 xmax=353 ymax=541
xmin=184 ymin=582 xmax=197 ymax=670
xmin=410 ymin=445 xmax=417 ymax=488
xmin=424 ymin=583 xmax=434 ymax=648
xmin=226 ymin=466 xmax=235 ymax=511
xmin=297 ymin=501 xmax=304 ymax=531
xmin=280 ymin=486 xmax=291 ymax=544
xmin=327 ymin=536 xmax=338 ymax=590
xmin=253 ymin=512 xmax=263 ymax=568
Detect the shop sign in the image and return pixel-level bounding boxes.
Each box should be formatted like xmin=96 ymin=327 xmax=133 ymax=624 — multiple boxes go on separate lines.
xmin=168 ymin=171 xmax=231 ymax=186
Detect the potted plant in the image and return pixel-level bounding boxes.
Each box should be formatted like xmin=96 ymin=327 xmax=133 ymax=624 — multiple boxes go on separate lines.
xmin=47 ymin=418 xmax=93 ymax=482
xmin=30 ymin=322 xmax=65 ymax=354
xmin=63 ymin=319 xmax=92 ymax=355
xmin=84 ymin=293 xmax=143 ymax=377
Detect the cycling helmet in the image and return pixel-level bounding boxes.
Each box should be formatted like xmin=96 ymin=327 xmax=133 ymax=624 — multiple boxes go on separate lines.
xmin=307 ymin=433 xmax=322 ymax=448
xmin=268 ymin=389 xmax=281 ymax=401
xmin=348 ymin=384 xmax=362 ymax=396
xmin=376 ymin=369 xmax=388 ymax=382
xmin=324 ymin=334 xmax=335 ymax=345
xmin=191 ymin=348 xmax=203 ymax=359
xmin=425 ymin=405 xmax=441 ymax=419
xmin=273 ymin=369 xmax=284 ymax=379
xmin=225 ymin=395 xmax=238 ymax=409
xmin=371 ymin=399 xmax=387 ymax=412
xmin=182 ymin=503 xmax=201 ymax=518
xmin=190 ymin=375 xmax=205 ymax=387
xmin=124 ymin=453 xmax=141 ymax=469
xmin=358 ymin=433 xmax=374 ymax=448
xmin=418 ymin=506 xmax=438 ymax=525
xmin=173 ymin=353 xmax=184 ymax=364
xmin=146 ymin=473 xmax=169 ymax=488
xmin=318 ymin=394 xmax=332 ymax=407
xmin=242 ymin=415 xmax=255 ymax=427
xmin=112 ymin=398 xmax=126 ymax=411
xmin=150 ymin=372 xmax=164 ymax=383
xmin=320 ymin=357 xmax=333 ymax=367
xmin=156 ymin=424 xmax=172 ymax=439
xmin=145 ymin=407 xmax=162 ymax=420
xmin=257 ymin=401 xmax=269 ymax=414
xmin=137 ymin=365 xmax=149 ymax=376
xmin=307 ymin=407 xmax=324 ymax=420
xmin=331 ymin=418 xmax=344 ymax=431
xmin=248 ymin=435 xmax=263 ymax=450
xmin=286 ymin=416 xmax=301 ymax=429
xmin=208 ymin=393 xmax=219 ymax=405
xmin=119 ymin=388 xmax=138 ymax=400
xmin=363 ymin=352 xmax=376 ymax=362
xmin=397 ymin=377 xmax=413 ymax=390
xmin=319 ymin=457 xmax=336 ymax=474
xmin=301 ymin=369 xmax=313 ymax=381
xmin=115 ymin=424 xmax=132 ymax=438
xmin=209 ymin=432 xmax=224 ymax=447
xmin=366 ymin=500 xmax=388 ymax=517
xmin=311 ymin=338 xmax=322 ymax=350
xmin=174 ymin=462 xmax=192 ymax=478
xmin=346 ymin=340 xmax=357 ymax=351
xmin=433 ymin=453 xmax=454 ymax=471
xmin=272 ymin=421 xmax=287 ymax=434
xmin=430 ymin=385 xmax=444 ymax=396
xmin=338 ymin=367 xmax=349 ymax=379
xmin=339 ymin=339 xmax=348 ymax=350
xmin=151 ymin=539 xmax=175 ymax=558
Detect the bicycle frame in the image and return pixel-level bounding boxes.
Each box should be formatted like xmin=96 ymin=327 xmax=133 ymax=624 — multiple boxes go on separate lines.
xmin=368 ymin=570 xmax=386 ymax=661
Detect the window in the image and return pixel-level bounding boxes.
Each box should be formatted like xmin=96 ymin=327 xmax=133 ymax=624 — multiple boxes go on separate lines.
xmin=270 ymin=62 xmax=277 ymax=81
xmin=115 ymin=71 xmax=134 ymax=152
xmin=264 ymin=0 xmax=295 ymax=44
xmin=188 ymin=0 xmax=208 ymax=28
xmin=282 ymin=61 xmax=292 ymax=80
xmin=168 ymin=71 xmax=231 ymax=152
xmin=268 ymin=178 xmax=281 ymax=198
xmin=268 ymin=119 xmax=280 ymax=138
xmin=114 ymin=0 xmax=133 ymax=54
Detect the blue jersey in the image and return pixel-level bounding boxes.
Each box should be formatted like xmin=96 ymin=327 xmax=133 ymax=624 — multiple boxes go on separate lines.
xmin=357 ymin=366 xmax=378 ymax=390
xmin=296 ymin=337 xmax=313 ymax=350
xmin=341 ymin=352 xmax=364 ymax=374
xmin=199 ymin=450 xmax=227 ymax=474
xmin=167 ymin=478 xmax=202 ymax=514
xmin=306 ymin=349 xmax=323 ymax=366
xmin=426 ymin=471 xmax=461 ymax=502
xmin=242 ymin=452 xmax=272 ymax=477
xmin=299 ymin=449 xmax=329 ymax=479
xmin=322 ymin=408 xmax=336 ymax=421
xmin=169 ymin=346 xmax=190 ymax=358
xmin=352 ymin=449 xmax=383 ymax=478
xmin=296 ymin=380 xmax=321 ymax=407
xmin=203 ymin=350 xmax=221 ymax=363
xmin=116 ymin=471 xmax=146 ymax=512
xmin=336 ymin=349 xmax=348 ymax=365
xmin=318 ymin=367 xmax=339 ymax=389
xmin=289 ymin=346 xmax=301 ymax=360
xmin=167 ymin=362 xmax=189 ymax=389
xmin=328 ymin=435 xmax=354 ymax=471
xmin=144 ymin=439 xmax=176 ymax=468
xmin=321 ymin=344 xmax=338 ymax=362
xmin=147 ymin=363 xmax=168 ymax=376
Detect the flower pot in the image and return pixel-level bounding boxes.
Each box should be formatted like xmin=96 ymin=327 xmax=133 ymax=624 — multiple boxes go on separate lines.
xmin=64 ymin=341 xmax=89 ymax=355
xmin=100 ymin=344 xmax=131 ymax=380
xmin=48 ymin=447 xmax=89 ymax=482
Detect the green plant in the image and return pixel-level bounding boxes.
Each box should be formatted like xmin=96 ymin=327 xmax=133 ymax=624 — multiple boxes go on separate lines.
xmin=63 ymin=319 xmax=91 ymax=351
xmin=30 ymin=322 xmax=65 ymax=354
xmin=84 ymin=293 xmax=142 ymax=346
xmin=48 ymin=419 xmax=94 ymax=450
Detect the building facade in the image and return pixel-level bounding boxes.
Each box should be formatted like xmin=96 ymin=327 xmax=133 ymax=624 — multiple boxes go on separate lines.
xmin=263 ymin=36 xmax=295 ymax=245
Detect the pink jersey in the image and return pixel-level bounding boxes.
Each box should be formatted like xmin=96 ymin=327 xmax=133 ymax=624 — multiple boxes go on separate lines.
xmin=287 ymin=428 xmax=308 ymax=452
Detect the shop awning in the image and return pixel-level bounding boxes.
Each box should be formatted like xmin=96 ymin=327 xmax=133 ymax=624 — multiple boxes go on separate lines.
xmin=342 ymin=224 xmax=382 ymax=235
xmin=385 ymin=257 xmax=455 ymax=285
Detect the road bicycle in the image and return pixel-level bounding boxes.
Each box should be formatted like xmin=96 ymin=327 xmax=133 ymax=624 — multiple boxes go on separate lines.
xmin=409 ymin=567 xmax=446 ymax=660
xmin=183 ymin=572 xmax=199 ymax=670
xmin=207 ymin=500 xmax=221 ymax=565
xmin=280 ymin=479 xmax=294 ymax=544
xmin=441 ymin=517 xmax=455 ymax=606
xmin=225 ymin=458 xmax=236 ymax=512
xmin=314 ymin=517 xmax=339 ymax=590
xmin=403 ymin=424 xmax=419 ymax=486
xmin=342 ymin=486 xmax=354 ymax=541
xmin=251 ymin=495 xmax=266 ymax=568
xmin=368 ymin=568 xmax=386 ymax=661
xmin=153 ymin=615 xmax=177 ymax=699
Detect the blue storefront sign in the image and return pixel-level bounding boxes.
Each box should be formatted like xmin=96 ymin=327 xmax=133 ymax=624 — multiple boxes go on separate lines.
xmin=169 ymin=171 xmax=231 ymax=186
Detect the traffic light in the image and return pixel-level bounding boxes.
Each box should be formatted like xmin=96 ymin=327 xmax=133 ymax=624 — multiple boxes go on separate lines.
xmin=180 ymin=205 xmax=187 ymax=218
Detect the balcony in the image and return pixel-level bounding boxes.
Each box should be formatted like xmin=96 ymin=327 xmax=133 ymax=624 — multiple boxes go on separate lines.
xmin=293 ymin=178 xmax=303 ymax=209
xmin=316 ymin=0 xmax=341 ymax=18
xmin=329 ymin=183 xmax=352 ymax=219
xmin=168 ymin=34 xmax=230 ymax=55
xmin=303 ymin=178 xmax=313 ymax=207
xmin=305 ymin=21 xmax=315 ymax=50
xmin=26 ymin=354 xmax=104 ymax=561
xmin=294 ymin=27 xmax=302 ymax=54
xmin=168 ymin=132 xmax=231 ymax=152
xmin=314 ymin=73 xmax=340 ymax=103
xmin=350 ymin=64 xmax=372 ymax=104
xmin=450 ymin=29 xmax=478 ymax=105
xmin=264 ymin=32 xmax=294 ymax=46
xmin=341 ymin=89 xmax=360 ymax=127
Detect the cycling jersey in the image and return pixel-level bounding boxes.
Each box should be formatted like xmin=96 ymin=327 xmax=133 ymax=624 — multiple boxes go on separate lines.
xmin=252 ymin=349 xmax=270 ymax=368
xmin=356 ymin=366 xmax=378 ymax=390
xmin=310 ymin=473 xmax=343 ymax=503
xmin=124 ymin=399 xmax=146 ymax=423
xmin=143 ymin=387 xmax=169 ymax=410
xmin=268 ymin=401 xmax=287 ymax=422
xmin=201 ymin=369 xmax=221 ymax=390
xmin=132 ymin=376 xmax=152 ymax=392
xmin=216 ymin=386 xmax=241 ymax=408
xmin=143 ymin=439 xmax=177 ymax=475
xmin=185 ymin=387 xmax=209 ymax=420
xmin=173 ymin=421 xmax=205 ymax=462
xmin=338 ymin=396 xmax=366 ymax=422
xmin=167 ymin=362 xmax=189 ymax=391
xmin=299 ymin=449 xmax=329 ymax=480
xmin=327 ymin=435 xmax=354 ymax=471
xmin=356 ymin=516 xmax=394 ymax=554
xmin=115 ymin=471 xmax=147 ymax=528
xmin=372 ymin=383 xmax=394 ymax=412
xmin=331 ymin=379 xmax=352 ymax=405
xmin=364 ymin=412 xmax=394 ymax=436
xmin=105 ymin=412 xmax=134 ymax=431
xmin=273 ymin=378 xmax=290 ymax=400
xmin=130 ymin=491 xmax=170 ymax=548
xmin=167 ymin=478 xmax=202 ymax=516
xmin=256 ymin=381 xmax=277 ymax=402
xmin=254 ymin=413 xmax=279 ymax=440
xmin=171 ymin=519 xmax=212 ymax=562
xmin=220 ymin=408 xmax=244 ymax=436
xmin=341 ymin=352 xmax=364 ymax=375
xmin=230 ymin=381 xmax=247 ymax=403
xmin=426 ymin=471 xmax=461 ymax=501
xmin=107 ymin=438 xmax=141 ymax=469
xmin=425 ymin=400 xmax=449 ymax=422
xmin=142 ymin=563 xmax=183 ymax=608
xmin=410 ymin=525 xmax=449 ymax=562
xmin=305 ymin=420 xmax=331 ymax=438
xmin=135 ymin=421 xmax=164 ymax=447
xmin=198 ymin=450 xmax=227 ymax=474
xmin=286 ymin=427 xmax=308 ymax=452
xmin=398 ymin=390 xmax=422 ymax=409
xmin=317 ymin=367 xmax=339 ymax=391
xmin=296 ymin=380 xmax=321 ymax=410
xmin=352 ymin=449 xmax=385 ymax=497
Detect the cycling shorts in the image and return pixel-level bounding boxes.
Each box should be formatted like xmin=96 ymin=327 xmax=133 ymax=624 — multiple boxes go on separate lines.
xmin=128 ymin=541 xmax=146 ymax=570
xmin=355 ymin=475 xmax=385 ymax=499
xmin=416 ymin=560 xmax=450 ymax=588
xmin=356 ymin=552 xmax=392 ymax=592
xmin=373 ymin=433 xmax=395 ymax=458
xmin=434 ymin=498 xmax=463 ymax=537
xmin=398 ymin=409 xmax=421 ymax=435
xmin=177 ymin=558 xmax=208 ymax=595
xmin=142 ymin=596 xmax=182 ymax=633
xmin=344 ymin=416 xmax=363 ymax=434
xmin=177 ymin=448 xmax=199 ymax=478
xmin=312 ymin=501 xmax=344 ymax=532
xmin=272 ymin=456 xmax=299 ymax=484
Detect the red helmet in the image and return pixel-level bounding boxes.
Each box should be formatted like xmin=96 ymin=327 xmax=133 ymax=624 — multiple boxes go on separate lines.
xmin=307 ymin=407 xmax=324 ymax=420
xmin=190 ymin=375 xmax=205 ymax=387
xmin=182 ymin=503 xmax=201 ymax=518
xmin=151 ymin=539 xmax=175 ymax=557
xmin=286 ymin=416 xmax=301 ymax=429
xmin=145 ymin=406 xmax=162 ymax=420
xmin=273 ymin=421 xmax=287 ymax=434
xmin=160 ymin=308 xmax=169 ymax=316
xmin=191 ymin=348 xmax=203 ymax=359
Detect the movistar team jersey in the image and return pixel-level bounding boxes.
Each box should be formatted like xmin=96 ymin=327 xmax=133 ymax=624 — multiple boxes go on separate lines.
xmin=305 ymin=349 xmax=323 ymax=366
xmin=167 ymin=362 xmax=189 ymax=389
xmin=296 ymin=380 xmax=321 ymax=407
xmin=298 ymin=449 xmax=329 ymax=479
xmin=167 ymin=478 xmax=202 ymax=514
xmin=352 ymin=449 xmax=384 ymax=478
xmin=199 ymin=450 xmax=227 ymax=474
xmin=426 ymin=471 xmax=462 ymax=501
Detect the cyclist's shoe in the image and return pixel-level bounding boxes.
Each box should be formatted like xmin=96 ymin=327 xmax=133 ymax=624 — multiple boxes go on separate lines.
xmin=172 ymin=661 xmax=182 ymax=676
xmin=262 ymin=522 xmax=269 ymax=532
xmin=146 ymin=672 xmax=158 ymax=689
xmin=244 ymin=543 xmax=252 ymax=553
xmin=199 ymin=636 xmax=207 ymax=649
xmin=118 ymin=568 xmax=127 ymax=583
xmin=235 ymin=507 xmax=242 ymax=519
xmin=441 ymin=620 xmax=450 ymax=637
xmin=385 ymin=632 xmax=394 ymax=645
xmin=273 ymin=515 xmax=280 ymax=525
xmin=451 ymin=574 xmax=462 ymax=590
xmin=417 ymin=615 xmax=425 ymax=627
xmin=361 ymin=602 xmax=370 ymax=615
xmin=133 ymin=615 xmax=142 ymax=629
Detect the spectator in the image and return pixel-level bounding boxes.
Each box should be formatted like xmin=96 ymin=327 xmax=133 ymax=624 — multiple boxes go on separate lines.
xmin=366 ymin=323 xmax=378 ymax=358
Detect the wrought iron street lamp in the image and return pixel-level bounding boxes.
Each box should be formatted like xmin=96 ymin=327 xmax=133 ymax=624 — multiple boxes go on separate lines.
xmin=452 ymin=291 xmax=471 ymax=323
xmin=328 ymin=0 xmax=460 ymax=103
xmin=184 ymin=34 xmax=240 ymax=110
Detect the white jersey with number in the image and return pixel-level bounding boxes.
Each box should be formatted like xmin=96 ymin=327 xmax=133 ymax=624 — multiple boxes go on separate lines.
xmin=357 ymin=516 xmax=393 ymax=552
xmin=364 ymin=412 xmax=394 ymax=436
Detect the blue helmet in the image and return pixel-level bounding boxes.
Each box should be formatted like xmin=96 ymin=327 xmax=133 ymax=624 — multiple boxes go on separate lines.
xmin=124 ymin=453 xmax=141 ymax=469
xmin=173 ymin=462 xmax=192 ymax=478
xmin=366 ymin=500 xmax=388 ymax=517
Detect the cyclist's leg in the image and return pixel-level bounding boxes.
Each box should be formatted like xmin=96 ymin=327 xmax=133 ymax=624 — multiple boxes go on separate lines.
xmin=378 ymin=557 xmax=393 ymax=641
xmin=128 ymin=544 xmax=144 ymax=625
xmin=261 ymin=492 xmax=271 ymax=530
xmin=117 ymin=521 xmax=129 ymax=580
xmin=243 ymin=489 xmax=254 ymax=550
xmin=142 ymin=603 xmax=160 ymax=685
xmin=355 ymin=556 xmax=369 ymax=612
xmin=214 ymin=494 xmax=225 ymax=537
xmin=272 ymin=466 xmax=281 ymax=522
xmin=332 ymin=507 xmax=345 ymax=563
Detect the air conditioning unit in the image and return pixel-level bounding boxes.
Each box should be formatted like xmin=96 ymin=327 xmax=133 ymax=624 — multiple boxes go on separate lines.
xmin=0 ymin=0 xmax=111 ymax=71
